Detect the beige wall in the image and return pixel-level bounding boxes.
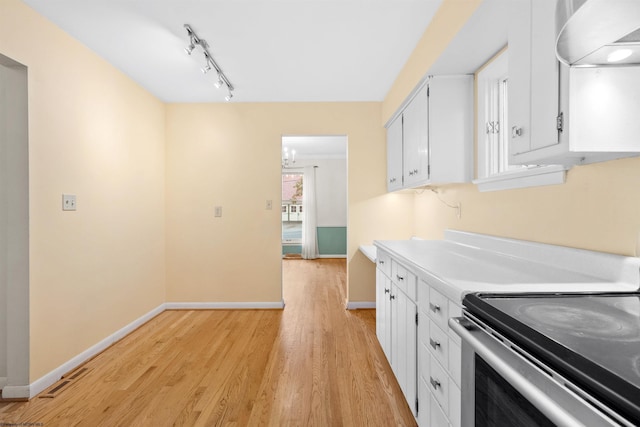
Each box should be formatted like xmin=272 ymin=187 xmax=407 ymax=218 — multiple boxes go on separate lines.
xmin=1 ymin=0 xmax=167 ymax=380
xmin=165 ymin=103 xmax=414 ymax=304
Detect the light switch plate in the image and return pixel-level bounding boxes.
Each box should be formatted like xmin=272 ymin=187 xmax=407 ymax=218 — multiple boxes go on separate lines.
xmin=62 ymin=194 xmax=76 ymax=211
xmin=214 ymin=206 xmax=222 ymax=217
xmin=266 ymin=200 xmax=273 ymax=210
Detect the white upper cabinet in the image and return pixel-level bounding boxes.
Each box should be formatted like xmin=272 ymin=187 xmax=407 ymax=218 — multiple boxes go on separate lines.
xmin=385 ymin=75 xmax=473 ymax=191
xmin=508 ymin=0 xmax=561 ymax=162
xmin=386 ymin=116 xmax=403 ymax=192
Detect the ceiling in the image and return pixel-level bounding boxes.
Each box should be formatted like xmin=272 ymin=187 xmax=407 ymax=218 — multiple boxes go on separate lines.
xmin=22 ymin=0 xmax=445 ymax=103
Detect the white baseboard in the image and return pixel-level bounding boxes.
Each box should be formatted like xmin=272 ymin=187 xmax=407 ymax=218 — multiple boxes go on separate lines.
xmin=346 ymin=301 xmax=376 ymax=310
xmin=165 ymin=301 xmax=285 ymax=310
xmin=27 ymin=304 xmax=165 ymax=399
xmin=2 ymin=384 xmax=29 ymax=399
xmin=318 ymin=255 xmax=347 ymax=259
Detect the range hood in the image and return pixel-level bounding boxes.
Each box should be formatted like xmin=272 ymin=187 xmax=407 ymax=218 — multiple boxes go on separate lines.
xmin=556 ymin=0 xmax=640 ymax=66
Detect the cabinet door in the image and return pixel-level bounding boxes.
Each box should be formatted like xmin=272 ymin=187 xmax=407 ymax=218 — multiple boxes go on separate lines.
xmin=509 ymin=0 xmax=560 ymax=160
xmin=376 ymin=269 xmax=392 ymax=361
xmin=386 ymin=117 xmax=403 ymax=191
xmin=402 ymin=84 xmax=429 ymax=187
xmin=391 ymin=284 xmax=418 ymax=417
xmin=428 ymin=75 xmax=473 ymax=184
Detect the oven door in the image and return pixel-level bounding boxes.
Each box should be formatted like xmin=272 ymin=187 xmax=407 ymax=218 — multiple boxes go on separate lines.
xmin=449 ymin=316 xmax=625 ymax=427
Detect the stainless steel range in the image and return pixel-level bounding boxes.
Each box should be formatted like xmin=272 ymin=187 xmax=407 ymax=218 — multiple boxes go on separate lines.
xmin=450 ymin=292 xmax=640 ymax=427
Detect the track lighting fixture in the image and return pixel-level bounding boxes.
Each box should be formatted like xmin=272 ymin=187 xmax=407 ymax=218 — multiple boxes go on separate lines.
xmin=184 ymin=24 xmax=235 ymax=101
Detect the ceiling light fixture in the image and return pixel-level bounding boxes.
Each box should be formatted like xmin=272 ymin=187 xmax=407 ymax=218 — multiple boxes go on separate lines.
xmin=607 ymin=48 xmax=633 ymax=63
xmin=184 ymin=24 xmax=235 ymax=101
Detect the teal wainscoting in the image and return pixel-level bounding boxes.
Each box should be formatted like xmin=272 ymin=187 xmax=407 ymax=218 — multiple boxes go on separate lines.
xmin=282 ymin=227 xmax=347 ymax=256
xmin=317 ymin=227 xmax=347 ymax=256
xmin=282 ymin=245 xmax=302 ymax=255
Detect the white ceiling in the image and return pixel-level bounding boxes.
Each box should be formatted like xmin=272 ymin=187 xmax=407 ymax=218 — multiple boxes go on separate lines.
xmin=22 ymin=0 xmax=445 ymax=103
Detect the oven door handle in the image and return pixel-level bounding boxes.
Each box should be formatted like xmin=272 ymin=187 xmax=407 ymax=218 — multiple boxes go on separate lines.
xmin=449 ymin=317 xmax=587 ymax=427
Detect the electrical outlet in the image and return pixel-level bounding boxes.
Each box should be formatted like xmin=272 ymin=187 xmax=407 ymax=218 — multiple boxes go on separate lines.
xmin=62 ymin=194 xmax=76 ymax=211
xmin=214 ymin=206 xmax=222 ymax=217
xmin=266 ymin=200 xmax=273 ymax=210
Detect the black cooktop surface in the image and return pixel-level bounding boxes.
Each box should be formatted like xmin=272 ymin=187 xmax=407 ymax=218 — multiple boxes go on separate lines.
xmin=464 ymin=292 xmax=640 ymax=425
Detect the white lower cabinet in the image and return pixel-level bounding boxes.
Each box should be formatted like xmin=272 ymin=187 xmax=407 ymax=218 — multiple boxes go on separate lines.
xmin=376 ymin=250 xmax=418 ymax=417
xmin=376 ymin=250 xmax=461 ymax=425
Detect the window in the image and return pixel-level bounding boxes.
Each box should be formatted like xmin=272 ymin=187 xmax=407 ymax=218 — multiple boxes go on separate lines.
xmin=282 ymin=173 xmax=303 ymax=243
xmin=474 ymin=49 xmax=566 ymax=192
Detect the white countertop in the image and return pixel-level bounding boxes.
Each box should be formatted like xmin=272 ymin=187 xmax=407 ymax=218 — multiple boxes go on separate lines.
xmin=374 ymin=231 xmax=640 ymax=303
xmin=358 ymin=245 xmax=377 ymax=263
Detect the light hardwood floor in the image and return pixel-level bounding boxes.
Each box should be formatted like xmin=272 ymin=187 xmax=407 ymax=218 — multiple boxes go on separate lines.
xmin=0 ymin=259 xmax=416 ymax=426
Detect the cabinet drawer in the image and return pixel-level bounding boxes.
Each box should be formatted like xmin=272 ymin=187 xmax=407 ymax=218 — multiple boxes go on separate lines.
xmin=430 ymin=392 xmax=449 ymax=427
xmin=429 ymin=357 xmax=449 ymax=414
xmin=429 ymin=322 xmax=449 ymax=369
xmin=449 ymin=340 xmax=461 ymax=388
xmin=428 ymin=288 xmax=449 ymax=331
xmin=392 ymin=261 xmax=416 ymax=300
xmin=376 ymin=250 xmax=391 ymax=277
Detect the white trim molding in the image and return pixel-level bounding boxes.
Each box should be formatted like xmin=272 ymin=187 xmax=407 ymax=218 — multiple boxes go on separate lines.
xmin=317 ymin=255 xmax=347 ymax=259
xmin=165 ymin=301 xmax=285 ymax=310
xmin=473 ymin=165 xmax=567 ymax=192
xmin=346 ymin=301 xmax=376 ymax=310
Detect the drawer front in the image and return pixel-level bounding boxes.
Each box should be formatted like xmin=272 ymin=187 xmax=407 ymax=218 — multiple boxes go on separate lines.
xmin=430 ymin=393 xmax=449 ymax=427
xmin=428 ymin=288 xmax=449 ymax=331
xmin=376 ymin=250 xmax=391 ymax=277
xmin=429 ymin=357 xmax=449 ymax=414
xmin=392 ymin=262 xmax=416 ymax=300
xmin=449 ymin=340 xmax=461 ymax=388
xmin=429 ymin=322 xmax=449 ymax=369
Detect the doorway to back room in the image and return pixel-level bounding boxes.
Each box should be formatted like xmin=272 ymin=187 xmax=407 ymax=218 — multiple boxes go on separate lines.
xmin=280 ymin=135 xmax=347 ymax=260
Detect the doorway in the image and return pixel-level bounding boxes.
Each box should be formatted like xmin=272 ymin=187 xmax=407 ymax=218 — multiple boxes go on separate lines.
xmin=0 ymin=53 xmax=30 ymax=398
xmin=280 ymin=135 xmax=347 ymax=302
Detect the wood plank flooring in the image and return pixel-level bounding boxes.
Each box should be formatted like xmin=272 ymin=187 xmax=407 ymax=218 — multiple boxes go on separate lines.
xmin=0 ymin=259 xmax=416 ymax=426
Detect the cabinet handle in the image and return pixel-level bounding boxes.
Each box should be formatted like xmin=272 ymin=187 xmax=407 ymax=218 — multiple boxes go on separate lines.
xmin=390 ymin=294 xmax=395 ymax=300
xmin=384 ymin=288 xmax=390 ymax=294
xmin=429 ymin=377 xmax=441 ymax=390
xmin=389 ymin=177 xmax=396 ymax=183
xmin=413 ymin=169 xmax=418 ymax=174
xmin=378 ymin=260 xmax=385 ymax=265
xmin=429 ymin=338 xmax=441 ymax=350
xmin=408 ymin=170 xmax=414 ymax=176
xmin=429 ymin=303 xmax=441 ymax=313
xmin=511 ymin=126 xmax=523 ymax=138
xmin=396 ymin=275 xmax=404 ymax=281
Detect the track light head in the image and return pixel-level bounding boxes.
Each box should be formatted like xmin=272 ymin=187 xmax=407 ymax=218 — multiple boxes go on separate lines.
xmin=214 ymin=74 xmax=223 ymax=89
xmin=225 ymin=90 xmax=233 ymax=102
xmin=184 ymin=41 xmax=195 ymax=55
xmin=201 ymin=63 xmax=212 ymax=74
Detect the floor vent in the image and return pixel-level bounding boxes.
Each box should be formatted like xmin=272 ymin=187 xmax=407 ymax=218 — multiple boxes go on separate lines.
xmin=39 ymin=367 xmax=91 ymax=398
